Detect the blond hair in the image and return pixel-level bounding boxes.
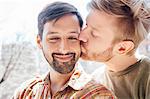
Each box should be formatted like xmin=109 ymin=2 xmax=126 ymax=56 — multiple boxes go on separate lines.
xmin=88 ymin=0 xmax=150 ymax=49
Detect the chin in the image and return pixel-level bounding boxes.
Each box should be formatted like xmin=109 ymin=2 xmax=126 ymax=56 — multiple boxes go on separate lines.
xmin=81 ymin=52 xmax=101 ymax=62
xmin=57 ymin=70 xmax=74 ymax=75
xmin=81 ymin=53 xmax=92 ymax=61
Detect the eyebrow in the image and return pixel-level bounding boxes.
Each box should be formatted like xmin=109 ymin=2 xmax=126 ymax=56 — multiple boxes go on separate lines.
xmin=47 ymin=32 xmax=58 ymax=34
xmin=70 ymin=31 xmax=80 ymax=34
xmin=47 ymin=31 xmax=80 ymax=35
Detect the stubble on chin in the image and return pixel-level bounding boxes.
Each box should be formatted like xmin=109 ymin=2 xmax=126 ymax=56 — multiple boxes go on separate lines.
xmin=97 ymin=47 xmax=114 ymax=62
xmin=80 ymin=52 xmax=90 ymax=60
xmin=80 ymin=46 xmax=114 ymax=62
xmin=50 ymin=53 xmax=77 ymax=74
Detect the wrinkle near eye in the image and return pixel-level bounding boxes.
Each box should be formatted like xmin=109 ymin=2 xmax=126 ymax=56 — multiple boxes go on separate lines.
xmin=47 ymin=36 xmax=61 ymax=43
xmin=68 ymin=35 xmax=79 ymax=42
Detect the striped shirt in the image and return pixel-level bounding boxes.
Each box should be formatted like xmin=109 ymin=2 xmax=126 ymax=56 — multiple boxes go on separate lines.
xmin=13 ymin=67 xmax=115 ymax=99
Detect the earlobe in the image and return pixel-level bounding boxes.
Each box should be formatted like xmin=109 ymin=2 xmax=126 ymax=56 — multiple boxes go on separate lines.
xmin=37 ymin=35 xmax=42 ymax=49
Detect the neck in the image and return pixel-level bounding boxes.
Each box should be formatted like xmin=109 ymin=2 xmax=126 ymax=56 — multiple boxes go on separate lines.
xmin=50 ymin=68 xmax=74 ymax=96
xmin=104 ymin=54 xmax=138 ymax=72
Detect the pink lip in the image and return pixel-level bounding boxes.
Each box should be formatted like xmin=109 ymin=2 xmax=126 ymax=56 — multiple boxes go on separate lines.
xmin=54 ymin=54 xmax=73 ymax=62
xmin=81 ymin=44 xmax=87 ymax=54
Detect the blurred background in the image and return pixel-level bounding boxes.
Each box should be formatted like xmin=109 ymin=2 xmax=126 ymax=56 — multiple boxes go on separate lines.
xmin=0 ymin=0 xmax=150 ymax=98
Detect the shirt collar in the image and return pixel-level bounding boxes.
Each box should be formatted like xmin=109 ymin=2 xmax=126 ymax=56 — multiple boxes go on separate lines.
xmin=66 ymin=63 xmax=92 ymax=90
xmin=42 ymin=63 xmax=92 ymax=91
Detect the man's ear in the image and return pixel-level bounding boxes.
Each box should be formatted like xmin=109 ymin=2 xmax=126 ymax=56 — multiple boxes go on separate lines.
xmin=37 ymin=35 xmax=42 ymax=49
xmin=114 ymin=41 xmax=134 ymax=55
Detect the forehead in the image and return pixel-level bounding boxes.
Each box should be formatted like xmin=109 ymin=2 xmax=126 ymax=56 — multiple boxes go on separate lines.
xmin=86 ymin=9 xmax=119 ymax=28
xmin=43 ymin=14 xmax=80 ymax=35
xmin=54 ymin=14 xmax=79 ymax=28
xmin=86 ymin=9 xmax=122 ymax=39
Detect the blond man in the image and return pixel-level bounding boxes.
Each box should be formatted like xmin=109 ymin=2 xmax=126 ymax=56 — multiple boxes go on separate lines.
xmin=79 ymin=0 xmax=150 ymax=99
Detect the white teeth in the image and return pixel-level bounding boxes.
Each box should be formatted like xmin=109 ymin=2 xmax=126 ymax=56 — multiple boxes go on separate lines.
xmin=53 ymin=54 xmax=73 ymax=62
xmin=54 ymin=54 xmax=72 ymax=58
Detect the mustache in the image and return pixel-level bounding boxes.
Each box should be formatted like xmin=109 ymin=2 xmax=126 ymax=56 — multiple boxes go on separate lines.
xmin=52 ymin=52 xmax=75 ymax=56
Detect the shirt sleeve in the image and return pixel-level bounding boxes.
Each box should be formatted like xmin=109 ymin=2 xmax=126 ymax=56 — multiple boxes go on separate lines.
xmin=12 ymin=77 xmax=40 ymax=99
xmin=71 ymin=80 xmax=117 ymax=99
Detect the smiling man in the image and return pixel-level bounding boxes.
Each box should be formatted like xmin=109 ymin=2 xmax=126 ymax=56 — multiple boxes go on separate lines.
xmin=12 ymin=2 xmax=115 ymax=99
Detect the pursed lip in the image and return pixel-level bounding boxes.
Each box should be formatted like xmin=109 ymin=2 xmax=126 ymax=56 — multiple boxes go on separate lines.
xmin=54 ymin=54 xmax=74 ymax=62
xmin=81 ymin=44 xmax=87 ymax=54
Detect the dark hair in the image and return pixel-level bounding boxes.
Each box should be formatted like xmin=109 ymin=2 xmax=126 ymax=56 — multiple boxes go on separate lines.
xmin=38 ymin=1 xmax=83 ymax=39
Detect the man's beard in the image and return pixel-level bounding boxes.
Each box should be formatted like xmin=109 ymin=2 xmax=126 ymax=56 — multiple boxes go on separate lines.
xmin=97 ymin=47 xmax=114 ymax=62
xmin=44 ymin=52 xmax=77 ymax=74
xmin=81 ymin=46 xmax=114 ymax=62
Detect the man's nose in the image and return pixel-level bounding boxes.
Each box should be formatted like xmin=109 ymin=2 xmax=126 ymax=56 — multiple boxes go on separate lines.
xmin=59 ymin=39 xmax=69 ymax=54
xmin=79 ymin=30 xmax=88 ymax=43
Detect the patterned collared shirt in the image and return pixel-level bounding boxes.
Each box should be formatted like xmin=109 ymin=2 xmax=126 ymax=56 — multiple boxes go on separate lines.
xmin=13 ymin=66 xmax=115 ymax=99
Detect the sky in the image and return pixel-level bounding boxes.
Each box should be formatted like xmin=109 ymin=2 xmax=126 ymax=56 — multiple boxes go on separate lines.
xmin=0 ymin=0 xmax=90 ymax=43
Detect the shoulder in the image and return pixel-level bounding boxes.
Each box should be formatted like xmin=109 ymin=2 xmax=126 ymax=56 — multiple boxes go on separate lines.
xmin=139 ymin=56 xmax=150 ymax=70
xmin=142 ymin=56 xmax=150 ymax=64
xmin=13 ymin=75 xmax=43 ymax=99
xmin=73 ymin=80 xmax=116 ymax=99
xmin=91 ymin=66 xmax=106 ymax=83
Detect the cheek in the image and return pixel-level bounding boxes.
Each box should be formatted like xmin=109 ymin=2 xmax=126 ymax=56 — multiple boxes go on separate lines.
xmin=87 ymin=39 xmax=100 ymax=50
xmin=46 ymin=42 xmax=59 ymax=51
xmin=43 ymin=43 xmax=56 ymax=56
xmin=70 ymin=42 xmax=81 ymax=55
xmin=42 ymin=47 xmax=53 ymax=63
xmin=92 ymin=37 xmax=113 ymax=49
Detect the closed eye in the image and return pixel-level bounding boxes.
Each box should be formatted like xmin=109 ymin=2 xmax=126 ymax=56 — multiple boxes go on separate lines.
xmin=91 ymin=31 xmax=97 ymax=37
xmin=48 ymin=37 xmax=60 ymax=43
xmin=91 ymin=30 xmax=100 ymax=38
xmin=49 ymin=37 xmax=60 ymax=40
xmin=68 ymin=37 xmax=78 ymax=41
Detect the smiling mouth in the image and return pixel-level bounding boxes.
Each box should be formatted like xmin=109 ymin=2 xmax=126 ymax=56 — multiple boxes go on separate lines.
xmin=54 ymin=54 xmax=74 ymax=62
